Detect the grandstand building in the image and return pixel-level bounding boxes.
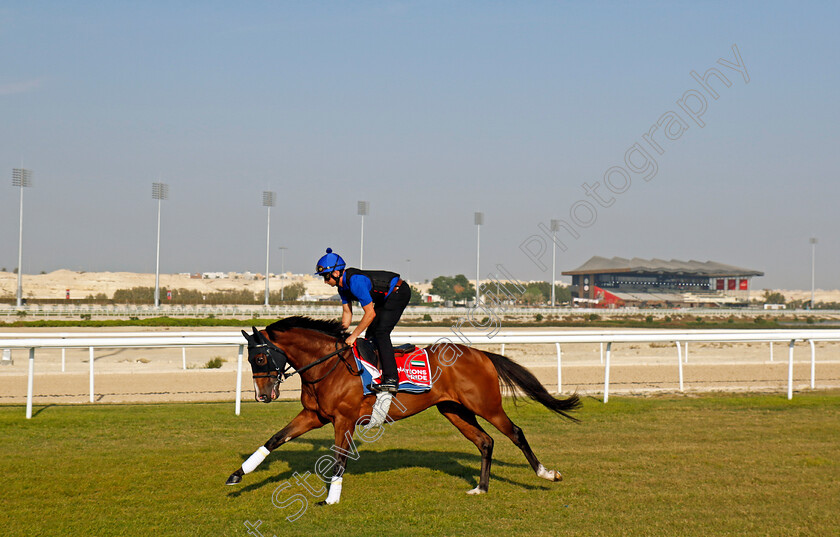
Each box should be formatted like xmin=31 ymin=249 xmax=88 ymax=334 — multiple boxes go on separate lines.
xmin=562 ymin=256 xmax=764 ymax=308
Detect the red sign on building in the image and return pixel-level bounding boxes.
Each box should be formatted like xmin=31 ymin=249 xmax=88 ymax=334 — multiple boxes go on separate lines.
xmin=739 ymin=279 xmax=748 ymax=290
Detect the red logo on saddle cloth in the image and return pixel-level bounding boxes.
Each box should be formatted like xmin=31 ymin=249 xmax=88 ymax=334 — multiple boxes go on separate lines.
xmin=396 ymin=349 xmax=431 ymax=385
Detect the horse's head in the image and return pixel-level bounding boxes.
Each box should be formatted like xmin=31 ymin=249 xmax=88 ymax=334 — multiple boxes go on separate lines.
xmin=241 ymin=326 xmax=289 ymax=403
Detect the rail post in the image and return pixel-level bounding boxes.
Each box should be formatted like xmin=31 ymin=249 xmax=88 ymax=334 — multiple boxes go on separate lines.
xmin=89 ymin=346 xmax=95 ymax=403
xmin=555 ymin=343 xmax=562 ymax=394
xmin=26 ymin=348 xmax=34 ymax=419
xmin=676 ymin=341 xmax=684 ymax=392
xmin=787 ymin=339 xmax=795 ymax=400
xmin=235 ymin=344 xmax=244 ymax=416
xmin=603 ymin=342 xmax=612 ymax=403
xmin=809 ymin=340 xmax=815 ymax=389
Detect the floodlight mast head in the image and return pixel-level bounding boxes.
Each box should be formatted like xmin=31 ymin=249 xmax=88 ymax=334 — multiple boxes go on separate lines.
xmin=12 ymin=168 xmax=33 ymax=188
xmin=152 ymin=182 xmax=169 ymax=200
xmin=263 ymin=191 xmax=276 ymax=207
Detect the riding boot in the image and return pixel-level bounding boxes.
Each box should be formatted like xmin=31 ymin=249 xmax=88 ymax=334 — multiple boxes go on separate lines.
xmin=370 ymin=376 xmax=399 ymax=394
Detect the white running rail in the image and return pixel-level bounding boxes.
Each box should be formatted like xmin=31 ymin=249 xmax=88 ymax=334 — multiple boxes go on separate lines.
xmin=2 ymin=328 xmax=839 ymax=419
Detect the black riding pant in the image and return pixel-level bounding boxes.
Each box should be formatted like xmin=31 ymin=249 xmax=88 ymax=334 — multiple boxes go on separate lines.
xmin=366 ymin=283 xmax=411 ymax=380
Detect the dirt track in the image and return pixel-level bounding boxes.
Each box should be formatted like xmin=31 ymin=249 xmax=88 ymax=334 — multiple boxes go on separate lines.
xmin=2 ymin=328 xmax=839 ymax=407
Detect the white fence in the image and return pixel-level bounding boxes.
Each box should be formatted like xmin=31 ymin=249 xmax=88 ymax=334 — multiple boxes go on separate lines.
xmin=3 ymin=303 xmax=839 ymax=319
xmin=3 ymin=328 xmax=840 ymax=419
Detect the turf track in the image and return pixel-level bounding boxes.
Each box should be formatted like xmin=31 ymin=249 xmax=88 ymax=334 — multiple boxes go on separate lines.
xmin=1 ymin=392 xmax=838 ymax=537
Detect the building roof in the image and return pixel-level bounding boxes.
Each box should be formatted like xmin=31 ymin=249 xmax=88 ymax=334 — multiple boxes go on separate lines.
xmin=562 ymin=256 xmax=763 ymax=277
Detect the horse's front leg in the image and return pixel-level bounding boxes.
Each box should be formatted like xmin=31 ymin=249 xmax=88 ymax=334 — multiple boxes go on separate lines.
xmin=318 ymin=418 xmax=358 ymax=505
xmin=226 ymin=409 xmax=327 ymax=485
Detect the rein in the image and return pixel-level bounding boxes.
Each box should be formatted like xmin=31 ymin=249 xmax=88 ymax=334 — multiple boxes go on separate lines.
xmin=284 ymin=342 xmax=358 ymax=384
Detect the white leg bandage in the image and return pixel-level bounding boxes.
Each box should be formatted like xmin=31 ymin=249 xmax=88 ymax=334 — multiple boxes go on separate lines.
xmin=367 ymin=392 xmax=393 ymax=429
xmin=537 ymin=464 xmax=560 ymax=481
xmin=325 ymin=476 xmax=343 ymax=505
xmin=242 ymin=446 xmax=270 ymax=474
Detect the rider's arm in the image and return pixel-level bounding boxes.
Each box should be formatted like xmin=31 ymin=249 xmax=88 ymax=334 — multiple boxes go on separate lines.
xmin=341 ymin=302 xmax=353 ymax=330
xmin=346 ymin=302 xmax=376 ymax=345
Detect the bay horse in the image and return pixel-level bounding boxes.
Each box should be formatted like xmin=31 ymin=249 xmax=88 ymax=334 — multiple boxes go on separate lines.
xmin=226 ymin=316 xmax=580 ymax=504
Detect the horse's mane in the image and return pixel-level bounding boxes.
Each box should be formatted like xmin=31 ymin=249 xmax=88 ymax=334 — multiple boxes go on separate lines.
xmin=266 ymin=316 xmax=349 ymax=340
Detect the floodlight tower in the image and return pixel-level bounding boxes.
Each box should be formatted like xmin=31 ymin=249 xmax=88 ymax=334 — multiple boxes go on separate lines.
xmin=263 ymin=191 xmax=276 ymax=306
xmin=474 ymin=212 xmax=484 ymax=305
xmin=550 ymin=219 xmax=560 ymax=307
xmin=12 ymin=168 xmax=33 ymax=307
xmin=358 ymin=201 xmax=369 ymax=269
xmin=278 ymin=246 xmax=288 ymax=301
xmin=810 ymin=237 xmax=817 ymax=309
xmin=152 ymin=182 xmax=169 ymax=308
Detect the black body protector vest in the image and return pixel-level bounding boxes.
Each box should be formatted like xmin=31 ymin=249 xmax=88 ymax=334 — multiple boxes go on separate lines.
xmin=343 ymin=268 xmax=400 ymax=305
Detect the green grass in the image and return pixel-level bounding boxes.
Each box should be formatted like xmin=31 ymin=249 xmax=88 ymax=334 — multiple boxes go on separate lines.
xmin=1 ymin=393 xmax=839 ymax=537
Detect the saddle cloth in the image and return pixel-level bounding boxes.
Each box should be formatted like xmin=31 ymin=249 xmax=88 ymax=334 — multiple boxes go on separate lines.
xmin=352 ymin=342 xmax=433 ymax=395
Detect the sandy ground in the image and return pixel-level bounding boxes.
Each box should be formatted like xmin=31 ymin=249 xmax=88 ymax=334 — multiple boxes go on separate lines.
xmin=0 ymin=270 xmax=435 ymax=301
xmin=2 ymin=328 xmax=838 ymax=408
xmin=1 ymin=269 xmax=838 ymax=303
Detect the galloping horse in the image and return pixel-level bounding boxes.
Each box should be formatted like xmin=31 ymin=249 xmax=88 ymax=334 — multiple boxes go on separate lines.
xmin=226 ymin=316 xmax=580 ymax=504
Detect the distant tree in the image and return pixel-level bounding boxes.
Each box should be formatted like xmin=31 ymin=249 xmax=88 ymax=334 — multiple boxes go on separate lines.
xmin=269 ymin=282 xmax=306 ymax=302
xmin=521 ymin=286 xmax=545 ymax=305
xmin=408 ymin=285 xmax=423 ymax=305
xmin=515 ymin=282 xmax=572 ymax=305
xmin=430 ymin=274 xmax=475 ymax=302
xmin=762 ymin=290 xmax=786 ymax=304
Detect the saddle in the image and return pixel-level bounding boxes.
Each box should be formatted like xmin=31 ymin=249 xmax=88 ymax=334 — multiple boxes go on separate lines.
xmin=354 ymin=338 xmax=416 ymax=370
xmin=351 ymin=338 xmax=432 ymax=395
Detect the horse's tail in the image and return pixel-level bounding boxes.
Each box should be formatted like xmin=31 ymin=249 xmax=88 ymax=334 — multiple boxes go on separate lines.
xmin=484 ymin=351 xmax=581 ymax=422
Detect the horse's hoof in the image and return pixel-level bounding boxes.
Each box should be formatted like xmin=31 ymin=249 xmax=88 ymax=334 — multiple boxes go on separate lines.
xmin=225 ymin=473 xmax=242 ymax=485
xmin=466 ymin=486 xmax=487 ymax=495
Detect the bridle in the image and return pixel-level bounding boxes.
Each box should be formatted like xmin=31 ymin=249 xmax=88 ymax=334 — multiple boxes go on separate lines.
xmin=243 ymin=327 xmax=359 ymax=388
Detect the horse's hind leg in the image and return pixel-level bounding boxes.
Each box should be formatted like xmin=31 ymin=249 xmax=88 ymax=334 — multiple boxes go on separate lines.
xmin=481 ymin=409 xmax=563 ymax=482
xmin=436 ymin=401 xmax=494 ymax=494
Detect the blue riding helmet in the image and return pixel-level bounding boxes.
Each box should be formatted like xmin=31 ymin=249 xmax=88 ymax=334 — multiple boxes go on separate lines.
xmin=315 ymin=248 xmax=346 ymax=275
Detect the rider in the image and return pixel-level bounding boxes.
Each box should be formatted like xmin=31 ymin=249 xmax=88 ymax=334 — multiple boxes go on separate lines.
xmin=315 ymin=248 xmax=411 ymax=402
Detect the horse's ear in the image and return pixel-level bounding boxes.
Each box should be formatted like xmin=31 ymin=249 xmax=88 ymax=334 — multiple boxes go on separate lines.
xmin=251 ymin=326 xmax=262 ymax=343
xmin=241 ymin=329 xmax=252 ymax=343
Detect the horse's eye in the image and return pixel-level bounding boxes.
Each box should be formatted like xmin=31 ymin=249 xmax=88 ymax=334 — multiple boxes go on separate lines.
xmin=256 ymin=355 xmax=267 ymax=366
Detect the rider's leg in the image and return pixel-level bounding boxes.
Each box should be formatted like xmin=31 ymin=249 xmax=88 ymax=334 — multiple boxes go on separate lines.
xmin=367 ymin=284 xmax=411 ymax=392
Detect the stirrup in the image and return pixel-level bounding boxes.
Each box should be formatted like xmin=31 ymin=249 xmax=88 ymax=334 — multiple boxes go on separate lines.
xmin=371 ymin=377 xmax=398 ymax=394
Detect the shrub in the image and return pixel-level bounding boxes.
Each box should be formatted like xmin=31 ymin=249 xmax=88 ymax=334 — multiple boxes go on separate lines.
xmin=535 ymin=314 xmax=543 ymax=322
xmin=205 ymin=357 xmax=225 ymax=369
xmin=422 ymin=314 xmax=432 ymax=322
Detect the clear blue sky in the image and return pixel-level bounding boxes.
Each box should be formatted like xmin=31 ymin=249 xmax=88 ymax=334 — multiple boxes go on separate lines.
xmin=1 ymin=1 xmax=838 ymax=290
